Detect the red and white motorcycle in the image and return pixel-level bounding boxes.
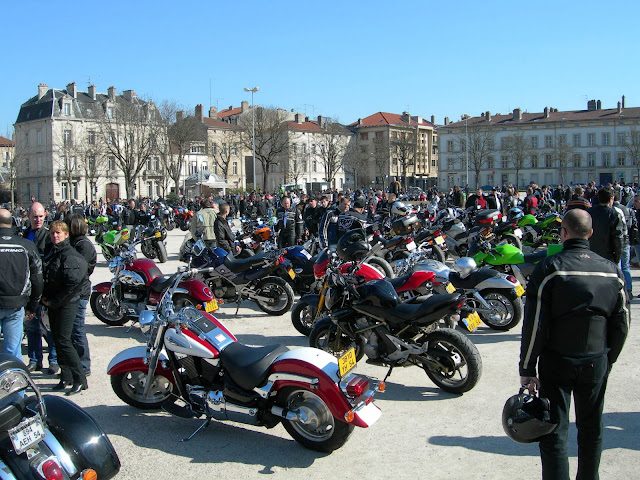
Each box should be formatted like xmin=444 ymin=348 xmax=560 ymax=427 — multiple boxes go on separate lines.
xmin=107 ymin=263 xmax=383 ymax=452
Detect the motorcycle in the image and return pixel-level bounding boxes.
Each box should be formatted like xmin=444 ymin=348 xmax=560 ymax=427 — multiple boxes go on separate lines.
xmin=107 ymin=265 xmax=382 ymax=452
xmin=308 ymin=263 xmax=482 ymax=394
xmin=139 ymin=216 xmax=169 ymax=263
xmin=95 ymin=223 xmax=129 ymax=262
xmin=90 ymin=237 xmax=217 ymax=326
xmin=0 ymin=354 xmax=120 ymax=479
xmin=175 ymin=208 xmax=194 ymax=232
xmin=189 ymin=239 xmax=295 ymax=316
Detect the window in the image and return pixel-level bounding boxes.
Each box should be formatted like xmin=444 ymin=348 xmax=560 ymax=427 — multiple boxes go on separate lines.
xmin=460 ymin=159 xmax=466 ymax=170
xmin=233 ymin=162 xmax=238 ymax=175
xmin=24 ymin=132 xmax=29 ymax=147
xmin=88 ymin=156 xmax=95 ymax=170
xmin=375 ymin=131 xmax=383 ymax=139
xmin=531 ymin=136 xmax=538 ymax=148
xmin=191 ymin=145 xmax=204 ymax=154
xmin=61 ymin=183 xmax=68 ymax=199
xmin=201 ymin=162 xmax=208 ymax=171
xmin=544 ymin=154 xmax=553 ymax=168
xmin=148 ymin=182 xmax=153 ymax=197
xmin=501 ymin=156 xmax=509 ymax=169
xmin=311 ymin=144 xmax=316 ymax=154
xmin=587 ymin=152 xmax=595 ymax=167
xmin=154 ymin=157 xmax=160 ymax=170
xmin=617 ymin=153 xmax=626 ymax=166
xmin=88 ymin=130 xmax=95 ymax=145
xmin=211 ymin=143 xmax=217 ymax=155
xmin=447 ymin=140 xmax=454 ymax=152
xmin=460 ymin=139 xmax=466 ymax=152
xmin=530 ymin=154 xmax=538 ymax=169
xmin=320 ymin=144 xmax=325 ymax=154
xmin=302 ymin=143 xmax=306 ymax=154
xmin=222 ymin=143 xmax=227 ymax=155
xmin=602 ymin=152 xmax=611 ymax=167
xmin=291 ymin=144 xmax=297 ymax=154
xmin=544 ymin=135 xmax=553 ymax=148
xmin=431 ymin=159 xmax=436 ymax=167
xmin=602 ymin=133 xmax=610 ymax=146
xmin=312 ymin=160 xmax=317 ymax=172
xmin=573 ymin=134 xmax=581 ymax=147
xmin=146 ymin=158 xmax=153 ymax=170
xmin=63 ymin=103 xmax=70 ymax=116
xmin=360 ymin=132 xmax=368 ymax=140
xmin=447 ymin=158 xmax=454 ymax=170
xmin=109 ymin=156 xmax=116 ymax=170
xmin=37 ymin=156 xmax=43 ymax=171
xmin=618 ymin=133 xmax=625 ymax=146
xmin=107 ymin=106 xmax=114 ymax=119
xmin=487 ymin=157 xmax=494 ymax=169
xmin=487 ymin=138 xmax=495 ymax=150
xmin=190 ymin=161 xmax=197 ymax=174
xmin=587 ymin=133 xmax=595 ymax=146
xmin=500 ymin=137 xmax=509 ymax=149
xmin=557 ymin=134 xmax=567 ymax=146
xmin=37 ymin=130 xmax=42 ymax=146
xmin=108 ymin=135 xmax=114 ymax=145
xmin=572 ymin=153 xmax=581 ymax=167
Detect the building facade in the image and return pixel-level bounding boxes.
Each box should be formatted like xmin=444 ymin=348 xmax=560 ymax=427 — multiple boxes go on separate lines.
xmin=437 ymin=98 xmax=640 ymax=190
xmin=0 ymin=135 xmax=15 ymax=196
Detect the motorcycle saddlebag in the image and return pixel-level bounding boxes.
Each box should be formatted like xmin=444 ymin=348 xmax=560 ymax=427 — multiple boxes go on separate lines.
xmin=391 ymin=215 xmax=421 ymax=236
xmin=474 ymin=209 xmax=502 ymax=226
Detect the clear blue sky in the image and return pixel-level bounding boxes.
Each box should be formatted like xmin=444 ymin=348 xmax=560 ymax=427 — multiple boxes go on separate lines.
xmin=2 ymin=0 xmax=638 ymax=136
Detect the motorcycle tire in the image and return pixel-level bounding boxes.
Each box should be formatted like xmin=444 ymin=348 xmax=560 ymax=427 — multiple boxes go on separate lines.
xmin=180 ymin=221 xmax=190 ymax=232
xmin=309 ymin=323 xmax=365 ymax=362
xmin=291 ymin=299 xmax=320 ymax=336
xmin=171 ymin=293 xmax=198 ymax=310
xmin=478 ymin=289 xmax=524 ymax=331
xmin=364 ymin=256 xmax=395 ymax=279
xmin=424 ymin=244 xmax=446 ymax=264
xmin=111 ymin=371 xmax=174 ymax=409
xmin=420 ymin=329 xmax=482 ymax=394
xmin=141 ymin=242 xmax=156 ymax=260
xmin=277 ymin=386 xmax=354 ymax=452
xmin=165 ymin=220 xmax=176 ymax=231
xmin=254 ymin=277 xmax=295 ymax=316
xmin=156 ymin=242 xmax=168 ymax=263
xmin=90 ymin=292 xmax=128 ymax=327
xmin=498 ymin=233 xmax=522 ymax=251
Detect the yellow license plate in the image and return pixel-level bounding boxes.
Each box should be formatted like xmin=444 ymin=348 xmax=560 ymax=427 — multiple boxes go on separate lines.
xmin=462 ymin=311 xmax=482 ymax=332
xmin=445 ymin=282 xmax=456 ymax=293
xmin=287 ymin=268 xmax=296 ymax=279
xmin=205 ymin=299 xmax=219 ymax=312
xmin=155 ymin=231 xmax=162 ymax=238
xmin=435 ymin=235 xmax=445 ymax=245
xmin=338 ymin=348 xmax=357 ymax=377
xmin=514 ymin=284 xmax=525 ymax=297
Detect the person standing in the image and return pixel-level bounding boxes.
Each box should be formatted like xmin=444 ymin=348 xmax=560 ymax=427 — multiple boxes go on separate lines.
xmin=452 ymin=185 xmax=464 ymax=208
xmin=0 ymin=209 xmax=43 ymax=360
xmin=319 ymin=196 xmax=350 ymax=250
xmin=23 ymin=202 xmax=58 ymax=374
xmin=587 ymin=187 xmax=624 ymax=264
xmin=191 ymin=199 xmax=217 ymax=248
xmin=613 ymin=191 xmax=634 ymax=297
xmin=120 ymin=199 xmax=138 ymax=232
xmin=389 ymin=176 xmax=401 ymax=196
xmin=214 ymin=203 xmax=240 ymax=255
xmin=275 ymin=197 xmax=303 ymax=248
xmin=519 ymin=209 xmax=628 ymax=480
xmin=43 ymin=221 xmax=89 ymax=396
xmin=64 ymin=214 xmax=96 ymax=376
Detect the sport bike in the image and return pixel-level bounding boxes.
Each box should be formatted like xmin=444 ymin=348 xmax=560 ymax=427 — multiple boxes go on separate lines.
xmin=107 ymin=266 xmax=382 ymax=452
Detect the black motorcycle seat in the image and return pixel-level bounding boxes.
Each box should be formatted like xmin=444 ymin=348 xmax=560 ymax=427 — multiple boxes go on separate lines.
xmin=387 ymin=274 xmax=411 ymax=291
xmin=449 ymin=267 xmax=499 ymax=290
xmin=150 ymin=275 xmax=175 ymax=293
xmin=523 ymin=250 xmax=548 ymax=263
xmin=390 ymin=294 xmax=462 ymax=323
xmin=220 ymin=342 xmax=289 ymax=391
xmin=379 ymin=236 xmax=404 ymax=248
xmin=223 ymin=252 xmax=270 ymax=273
xmin=0 ymin=355 xmax=28 ymax=434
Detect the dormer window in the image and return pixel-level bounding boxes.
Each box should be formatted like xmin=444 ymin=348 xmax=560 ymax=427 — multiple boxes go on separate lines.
xmin=63 ymin=103 xmax=70 ymax=116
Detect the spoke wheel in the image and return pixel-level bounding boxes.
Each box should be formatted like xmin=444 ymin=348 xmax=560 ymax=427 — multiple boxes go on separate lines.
xmin=90 ymin=292 xmax=127 ymax=326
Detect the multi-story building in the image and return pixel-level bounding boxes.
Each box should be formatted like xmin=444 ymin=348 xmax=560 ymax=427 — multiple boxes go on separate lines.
xmin=0 ymin=135 xmax=15 ymax=196
xmin=347 ymin=112 xmax=438 ymax=190
xmin=437 ymin=98 xmax=640 ymax=190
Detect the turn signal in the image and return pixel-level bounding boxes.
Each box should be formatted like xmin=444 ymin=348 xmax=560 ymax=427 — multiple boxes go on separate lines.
xmin=41 ymin=459 xmax=64 ymax=480
xmin=344 ymin=410 xmax=355 ymax=423
xmin=82 ymin=469 xmax=98 ymax=480
xmin=377 ymin=381 xmax=386 ymax=392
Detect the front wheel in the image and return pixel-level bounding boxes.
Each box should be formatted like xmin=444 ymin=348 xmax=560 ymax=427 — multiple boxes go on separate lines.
xmin=254 ymin=277 xmax=295 ymax=316
xmin=419 ymin=329 xmax=482 ymax=394
xmin=165 ymin=220 xmax=176 ymax=231
xmin=291 ymin=299 xmax=320 ymax=336
xmin=156 ymin=241 xmax=168 ymax=263
xmin=478 ymin=289 xmax=523 ymax=330
xmin=141 ymin=241 xmax=156 ymax=260
xmin=364 ymin=256 xmax=395 ymax=278
xmin=111 ymin=371 xmax=173 ymax=409
xmin=277 ymin=387 xmax=354 ymax=452
xmin=309 ymin=323 xmax=365 ymax=361
xmin=497 ymin=233 xmax=522 ymax=251
xmin=90 ymin=292 xmax=127 ymax=326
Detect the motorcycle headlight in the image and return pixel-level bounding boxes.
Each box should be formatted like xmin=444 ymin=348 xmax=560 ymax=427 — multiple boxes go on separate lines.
xmin=138 ymin=310 xmax=155 ymax=335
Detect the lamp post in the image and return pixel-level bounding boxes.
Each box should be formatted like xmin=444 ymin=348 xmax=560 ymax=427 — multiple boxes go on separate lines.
xmin=464 ymin=114 xmax=470 ymax=192
xmin=244 ymin=87 xmax=259 ymax=191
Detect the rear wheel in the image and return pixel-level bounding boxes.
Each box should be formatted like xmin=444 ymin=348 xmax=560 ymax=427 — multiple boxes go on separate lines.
xmin=477 ymin=289 xmax=523 ymax=330
xmin=497 ymin=233 xmax=522 ymax=251
xmin=156 ymin=242 xmax=168 ymax=263
xmin=291 ymin=299 xmax=319 ymax=336
xmin=172 ymin=293 xmax=198 ymax=310
xmin=278 ymin=387 xmax=354 ymax=452
xmin=111 ymin=371 xmax=173 ymax=409
xmin=141 ymin=242 xmax=156 ymax=260
xmin=165 ymin=220 xmax=176 ymax=231
xmin=309 ymin=323 xmax=365 ymax=361
xmin=423 ymin=244 xmax=446 ymax=264
xmin=90 ymin=292 xmax=127 ymax=326
xmin=420 ymin=329 xmax=482 ymax=394
xmin=254 ymin=277 xmax=294 ymax=316
xmin=365 ymin=256 xmax=395 ymax=278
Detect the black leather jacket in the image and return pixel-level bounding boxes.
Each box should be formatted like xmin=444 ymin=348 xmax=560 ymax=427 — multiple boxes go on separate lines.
xmin=0 ymin=227 xmax=43 ymax=312
xmin=213 ymin=217 xmax=235 ymax=254
xmin=519 ymin=239 xmax=628 ymax=377
xmin=275 ymin=207 xmax=303 ymax=246
xmin=70 ymin=235 xmax=97 ymax=300
xmin=43 ymin=239 xmax=88 ymax=309
xmin=587 ymin=203 xmax=624 ymax=263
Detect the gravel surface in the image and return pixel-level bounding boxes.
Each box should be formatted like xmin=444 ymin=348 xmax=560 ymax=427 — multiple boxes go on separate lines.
xmin=19 ymin=228 xmax=639 ymax=479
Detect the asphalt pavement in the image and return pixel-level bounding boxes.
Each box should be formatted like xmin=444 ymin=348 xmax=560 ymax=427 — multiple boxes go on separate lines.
xmin=18 ymin=228 xmax=639 ymax=479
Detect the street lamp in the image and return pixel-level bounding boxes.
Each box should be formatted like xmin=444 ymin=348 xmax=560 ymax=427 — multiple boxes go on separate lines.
xmin=463 ymin=114 xmax=470 ymax=191
xmin=244 ymin=86 xmax=259 ymax=191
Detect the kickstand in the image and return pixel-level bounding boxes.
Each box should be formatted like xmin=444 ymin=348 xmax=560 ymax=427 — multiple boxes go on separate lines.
xmin=235 ymin=302 xmax=241 ymax=315
xmin=180 ymin=418 xmax=211 ymax=442
xmin=383 ymin=365 xmax=394 ymax=383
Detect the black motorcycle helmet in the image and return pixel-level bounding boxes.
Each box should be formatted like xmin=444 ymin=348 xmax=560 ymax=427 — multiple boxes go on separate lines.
xmin=502 ymin=389 xmax=557 ymax=443
xmin=336 ymin=228 xmax=370 ymax=262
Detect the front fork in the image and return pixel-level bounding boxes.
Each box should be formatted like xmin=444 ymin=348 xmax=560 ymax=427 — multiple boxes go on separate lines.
xmin=142 ymin=325 xmax=166 ymax=398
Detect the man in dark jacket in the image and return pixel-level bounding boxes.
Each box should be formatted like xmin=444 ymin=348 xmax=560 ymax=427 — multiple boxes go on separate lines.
xmin=520 ymin=209 xmax=628 ymax=480
xmin=587 ymin=187 xmax=624 ymax=264
xmin=255 ymin=195 xmax=268 ymax=218
xmin=319 ymin=196 xmax=350 ymax=250
xmin=214 ymin=203 xmax=239 ymax=255
xmin=303 ymin=197 xmax=319 ymax=236
xmin=337 ymin=197 xmax=368 ymax=238
xmin=275 ymin=197 xmax=303 ymax=248
xmin=452 ymin=186 xmax=464 ymax=208
xmin=0 ymin=209 xmax=43 ymax=360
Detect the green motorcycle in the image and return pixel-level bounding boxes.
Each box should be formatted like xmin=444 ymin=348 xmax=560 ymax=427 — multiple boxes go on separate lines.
xmin=96 ymin=227 xmax=131 ymax=262
xmin=518 ymin=212 xmax=562 ymax=248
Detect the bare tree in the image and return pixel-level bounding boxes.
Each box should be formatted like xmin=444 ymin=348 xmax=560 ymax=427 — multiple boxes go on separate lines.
xmin=238 ymin=107 xmax=290 ymax=190
xmin=316 ymin=121 xmax=350 ymax=188
xmin=52 ymin=127 xmax=85 ymax=201
xmin=284 ymin=143 xmax=306 ymax=186
xmin=81 ymin=133 xmax=109 ymax=202
xmin=390 ymin=128 xmax=416 ymax=191
xmin=552 ymin=139 xmax=575 ymax=185
xmin=373 ymin=137 xmax=389 ymax=189
xmin=624 ymin=126 xmax=640 ymax=181
xmin=456 ymin=125 xmax=496 ymax=189
xmin=212 ymin=128 xmax=242 ymax=181
xmin=501 ymin=132 xmax=531 ymax=190
xmin=3 ymin=149 xmax=25 ymax=207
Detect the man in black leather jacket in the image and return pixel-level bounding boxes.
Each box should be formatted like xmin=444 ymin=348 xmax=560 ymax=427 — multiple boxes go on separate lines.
xmin=520 ymin=209 xmax=628 ymax=480
xmin=213 ymin=203 xmax=239 ymax=255
xmin=275 ymin=197 xmax=302 ymax=248
xmin=587 ymin=187 xmax=624 ymax=264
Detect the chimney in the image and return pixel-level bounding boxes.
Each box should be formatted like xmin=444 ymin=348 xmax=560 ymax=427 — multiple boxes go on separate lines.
xmin=122 ymin=89 xmax=136 ymax=102
xmin=622 ymin=95 xmax=626 ymax=108
xmin=209 ymin=106 xmax=217 ymax=117
xmin=430 ymin=115 xmax=435 ymax=124
xmin=305 ymin=116 xmax=309 ymax=122
xmin=513 ymin=108 xmax=522 ymax=121
xmin=37 ymin=83 xmax=48 ymax=100
xmin=544 ymin=107 xmax=550 ymax=118
xmin=587 ymin=100 xmax=596 ymax=111
xmin=107 ymin=86 xmax=116 ymax=100
xmin=294 ymin=113 xmax=303 ymax=124
xmin=176 ymin=110 xmax=184 ymax=123
xmin=357 ymin=118 xmax=362 ymax=125
xmin=241 ymin=100 xmax=249 ymax=112
xmin=228 ymin=105 xmax=233 ymax=111
xmin=486 ymin=111 xmax=491 ymax=122
xmin=195 ymin=104 xmax=203 ymax=121
xmin=596 ymin=100 xmax=602 ymax=110
xmin=88 ymin=84 xmax=96 ymax=100
xmin=317 ymin=115 xmax=323 ymax=126
xmin=444 ymin=117 xmax=449 ymax=125
xmin=66 ymin=82 xmax=77 ymax=99
xmin=617 ymin=101 xmax=622 ymax=114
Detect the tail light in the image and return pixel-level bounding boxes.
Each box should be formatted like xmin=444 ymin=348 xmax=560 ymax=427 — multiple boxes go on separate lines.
xmin=346 ymin=376 xmax=369 ymax=397
xmin=40 ymin=459 xmax=64 ymax=480
xmin=456 ymin=296 xmax=466 ymax=309
xmin=433 ymin=230 xmax=442 ymax=237
xmin=506 ymin=275 xmax=518 ymax=284
xmin=278 ymin=255 xmax=285 ymax=264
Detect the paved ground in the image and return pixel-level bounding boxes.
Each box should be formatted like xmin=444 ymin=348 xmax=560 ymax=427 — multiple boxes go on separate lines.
xmin=18 ymin=228 xmax=639 ymax=479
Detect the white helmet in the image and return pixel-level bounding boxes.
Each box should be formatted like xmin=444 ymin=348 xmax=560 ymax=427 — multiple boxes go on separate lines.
xmin=391 ymin=201 xmax=408 ymax=217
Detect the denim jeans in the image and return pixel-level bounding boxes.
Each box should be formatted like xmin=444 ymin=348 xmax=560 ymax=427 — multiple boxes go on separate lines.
xmin=0 ymin=307 xmax=24 ymax=361
xmin=71 ymin=299 xmax=91 ymax=374
xmin=24 ymin=305 xmax=57 ymax=366
xmin=619 ymin=245 xmax=632 ymax=293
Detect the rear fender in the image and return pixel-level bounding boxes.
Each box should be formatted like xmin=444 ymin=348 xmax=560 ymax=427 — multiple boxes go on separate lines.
xmin=177 ymin=278 xmax=214 ymax=302
xmin=299 ymin=294 xmax=321 ymax=308
xmin=475 ymin=275 xmax=520 ymax=291
xmin=107 ymin=346 xmax=173 ymax=379
xmin=395 ymin=270 xmax=435 ymax=293
xmin=92 ymin=282 xmax=112 ymax=294
xmin=268 ymin=347 xmax=373 ymax=427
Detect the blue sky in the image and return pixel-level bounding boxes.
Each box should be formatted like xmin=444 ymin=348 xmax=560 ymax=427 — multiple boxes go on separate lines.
xmin=1 ymin=0 xmax=638 ymax=136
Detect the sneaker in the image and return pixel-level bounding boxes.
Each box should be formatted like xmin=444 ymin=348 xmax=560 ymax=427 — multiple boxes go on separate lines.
xmin=47 ymin=364 xmax=60 ymax=375
xmin=27 ymin=363 xmax=42 ymax=372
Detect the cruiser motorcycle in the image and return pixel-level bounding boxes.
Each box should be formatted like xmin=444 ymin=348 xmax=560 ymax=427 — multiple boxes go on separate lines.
xmin=0 ymin=354 xmax=120 ymax=479
xmin=107 ymin=265 xmax=382 ymax=452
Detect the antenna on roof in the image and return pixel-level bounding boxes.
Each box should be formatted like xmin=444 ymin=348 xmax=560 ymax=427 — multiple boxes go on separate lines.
xmin=85 ymin=75 xmax=100 ymax=87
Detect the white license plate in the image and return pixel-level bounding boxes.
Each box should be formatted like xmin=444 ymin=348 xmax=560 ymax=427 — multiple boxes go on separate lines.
xmin=301 ymin=249 xmax=312 ymax=260
xmin=435 ymin=235 xmax=445 ymax=245
xmin=10 ymin=415 xmax=46 ymax=455
xmin=513 ymin=228 xmax=523 ymax=238
xmin=406 ymin=240 xmax=417 ymax=251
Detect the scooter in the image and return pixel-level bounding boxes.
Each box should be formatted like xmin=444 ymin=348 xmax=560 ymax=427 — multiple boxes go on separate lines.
xmin=107 ymin=265 xmax=382 ymax=452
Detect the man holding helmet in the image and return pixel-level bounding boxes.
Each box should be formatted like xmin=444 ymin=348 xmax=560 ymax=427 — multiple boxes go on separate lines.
xmin=519 ymin=209 xmax=628 ymax=479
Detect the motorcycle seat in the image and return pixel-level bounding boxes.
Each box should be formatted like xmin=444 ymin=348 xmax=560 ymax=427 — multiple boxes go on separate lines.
xmin=449 ymin=267 xmax=500 ymax=290
xmin=390 ymin=294 xmax=462 ymax=323
xmin=387 ymin=274 xmax=411 ymax=291
xmin=0 ymin=354 xmax=28 ymax=434
xmin=379 ymin=236 xmax=404 ymax=249
xmin=223 ymin=253 xmax=270 ymax=273
xmin=220 ymin=343 xmax=289 ymax=391
xmin=150 ymin=275 xmax=175 ymax=293
xmin=523 ymin=250 xmax=548 ymax=263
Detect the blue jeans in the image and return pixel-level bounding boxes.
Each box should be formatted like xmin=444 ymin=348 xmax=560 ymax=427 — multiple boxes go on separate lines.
xmin=0 ymin=307 xmax=25 ymax=361
xmin=24 ymin=305 xmax=57 ymax=366
xmin=72 ymin=299 xmax=91 ymax=374
xmin=619 ymin=245 xmax=632 ymax=293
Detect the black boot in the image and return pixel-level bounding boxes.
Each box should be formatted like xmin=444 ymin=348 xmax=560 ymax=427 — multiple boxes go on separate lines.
xmin=65 ymin=383 xmax=87 ymax=396
xmin=51 ymin=381 xmax=67 ymax=391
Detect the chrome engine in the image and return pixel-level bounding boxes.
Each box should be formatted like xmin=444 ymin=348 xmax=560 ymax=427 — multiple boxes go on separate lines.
xmin=187 ymin=387 xmax=259 ymax=425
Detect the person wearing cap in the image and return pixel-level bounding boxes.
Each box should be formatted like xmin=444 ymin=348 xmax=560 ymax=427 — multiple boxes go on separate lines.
xmin=336 ymin=196 xmax=368 ymax=241
xmin=486 ymin=187 xmax=502 ymax=211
